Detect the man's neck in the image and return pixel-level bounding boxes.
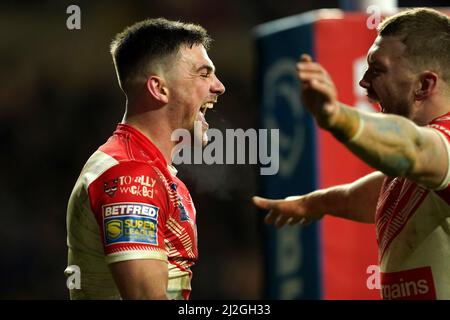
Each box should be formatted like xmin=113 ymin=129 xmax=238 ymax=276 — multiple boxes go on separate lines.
xmin=122 ymin=109 xmax=175 ymax=165
xmin=414 ymin=95 xmax=450 ymax=125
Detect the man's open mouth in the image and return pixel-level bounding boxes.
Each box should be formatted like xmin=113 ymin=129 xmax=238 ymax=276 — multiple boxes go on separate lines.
xmin=200 ymin=102 xmax=214 ymax=115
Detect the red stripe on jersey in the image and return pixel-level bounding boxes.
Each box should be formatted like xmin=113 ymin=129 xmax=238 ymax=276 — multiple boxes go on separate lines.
xmin=376 ymin=178 xmax=429 ymax=260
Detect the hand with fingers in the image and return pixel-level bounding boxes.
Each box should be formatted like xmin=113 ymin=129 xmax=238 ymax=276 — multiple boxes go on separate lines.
xmin=252 ymin=195 xmax=324 ymax=228
xmin=296 ymin=54 xmax=339 ymax=130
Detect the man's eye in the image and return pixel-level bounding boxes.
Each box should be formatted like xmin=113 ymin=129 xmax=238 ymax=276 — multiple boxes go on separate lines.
xmin=201 ymin=73 xmax=211 ymax=78
xmin=368 ymin=69 xmax=381 ymax=76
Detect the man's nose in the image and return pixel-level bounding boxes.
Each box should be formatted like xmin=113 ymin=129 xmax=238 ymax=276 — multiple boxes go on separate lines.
xmin=211 ymin=74 xmax=225 ymax=95
xmin=359 ymin=72 xmax=370 ymax=89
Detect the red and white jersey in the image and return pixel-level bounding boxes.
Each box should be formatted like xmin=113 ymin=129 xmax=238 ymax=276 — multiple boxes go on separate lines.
xmin=376 ymin=112 xmax=450 ymax=300
xmin=66 ymin=124 xmax=197 ymax=300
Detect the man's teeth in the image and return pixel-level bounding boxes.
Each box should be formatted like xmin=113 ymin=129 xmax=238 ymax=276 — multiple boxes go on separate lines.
xmin=200 ymin=102 xmax=214 ymax=114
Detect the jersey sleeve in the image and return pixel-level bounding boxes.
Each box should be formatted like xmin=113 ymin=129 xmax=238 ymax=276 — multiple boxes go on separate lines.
xmin=428 ymin=119 xmax=450 ymax=190
xmin=87 ymin=160 xmax=170 ymax=264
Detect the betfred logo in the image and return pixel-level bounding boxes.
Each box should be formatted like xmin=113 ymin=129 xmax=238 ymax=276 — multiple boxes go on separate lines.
xmin=102 ymin=202 xmax=159 ymax=219
xmin=381 ymin=266 xmax=436 ymax=300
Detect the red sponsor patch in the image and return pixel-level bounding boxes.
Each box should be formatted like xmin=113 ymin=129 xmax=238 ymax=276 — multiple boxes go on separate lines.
xmin=381 ymin=267 xmax=436 ymax=300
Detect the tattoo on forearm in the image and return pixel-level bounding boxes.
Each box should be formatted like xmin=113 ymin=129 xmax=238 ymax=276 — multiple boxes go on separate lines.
xmin=344 ymin=114 xmax=415 ymax=176
xmin=329 ymin=105 xmax=360 ymax=142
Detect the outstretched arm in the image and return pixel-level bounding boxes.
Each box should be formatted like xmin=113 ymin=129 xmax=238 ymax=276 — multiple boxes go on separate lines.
xmin=253 ymin=171 xmax=385 ymax=227
xmin=297 ymin=54 xmax=450 ymax=189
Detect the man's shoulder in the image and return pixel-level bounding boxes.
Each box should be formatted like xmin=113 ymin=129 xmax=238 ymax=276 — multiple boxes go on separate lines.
xmin=98 ymin=132 xmax=130 ymax=162
xmin=84 ymin=151 xmax=163 ymax=184
xmin=75 ymin=147 xmax=166 ymax=196
xmin=76 ymin=127 xmax=175 ymax=202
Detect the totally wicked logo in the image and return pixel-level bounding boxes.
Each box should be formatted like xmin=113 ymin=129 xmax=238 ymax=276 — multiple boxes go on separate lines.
xmin=104 ymin=175 xmax=156 ymax=199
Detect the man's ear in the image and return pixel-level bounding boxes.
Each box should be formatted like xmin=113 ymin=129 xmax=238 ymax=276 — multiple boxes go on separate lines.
xmin=146 ymin=76 xmax=169 ymax=104
xmin=415 ymin=71 xmax=438 ymax=101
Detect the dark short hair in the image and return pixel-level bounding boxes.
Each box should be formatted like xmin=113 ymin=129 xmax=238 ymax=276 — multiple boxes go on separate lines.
xmin=110 ymin=18 xmax=212 ymax=92
xmin=378 ymin=8 xmax=450 ymax=82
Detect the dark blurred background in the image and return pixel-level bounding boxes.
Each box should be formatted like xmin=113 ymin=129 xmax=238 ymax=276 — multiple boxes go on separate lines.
xmin=0 ymin=0 xmax=446 ymax=299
